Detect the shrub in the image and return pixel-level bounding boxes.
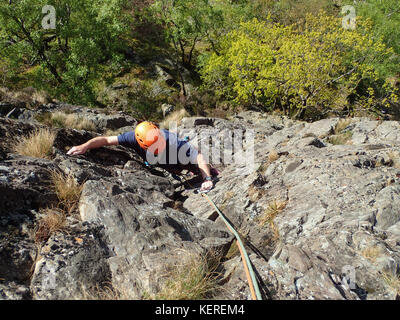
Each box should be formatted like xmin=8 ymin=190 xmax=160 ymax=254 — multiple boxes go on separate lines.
xmin=343 ymin=0 xmax=400 ymax=73
xmin=14 ymin=128 xmax=56 ymax=159
xmin=200 ymin=12 xmax=399 ymax=119
xmin=0 ymin=0 xmax=131 ymax=105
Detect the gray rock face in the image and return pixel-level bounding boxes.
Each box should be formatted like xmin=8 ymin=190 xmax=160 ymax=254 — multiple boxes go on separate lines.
xmin=78 ymin=172 xmax=233 ymax=299
xmin=182 ymin=113 xmax=400 ymax=300
xmin=30 ymin=223 xmax=111 ymax=300
xmin=2 ymin=106 xmax=400 ymax=300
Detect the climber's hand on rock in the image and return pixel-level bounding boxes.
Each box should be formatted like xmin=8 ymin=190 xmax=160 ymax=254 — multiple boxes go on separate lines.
xmin=67 ymin=145 xmax=87 ymax=156
xmin=200 ymin=180 xmax=213 ymax=192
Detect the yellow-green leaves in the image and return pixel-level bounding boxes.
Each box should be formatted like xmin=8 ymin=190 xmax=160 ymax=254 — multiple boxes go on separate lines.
xmin=200 ymin=11 xmax=399 ymax=119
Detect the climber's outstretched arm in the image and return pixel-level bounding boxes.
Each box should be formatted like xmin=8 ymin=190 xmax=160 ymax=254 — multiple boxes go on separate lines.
xmin=197 ymin=153 xmax=214 ymax=191
xmin=197 ymin=153 xmax=212 ymax=179
xmin=67 ymin=136 xmax=118 ymax=156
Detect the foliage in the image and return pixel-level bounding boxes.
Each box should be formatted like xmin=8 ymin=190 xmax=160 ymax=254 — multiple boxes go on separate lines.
xmin=1 ymin=1 xmax=398 ymax=120
xmin=200 ymin=12 xmax=399 ymax=119
xmin=258 ymin=0 xmax=339 ymax=24
xmin=342 ymin=0 xmax=400 ymax=77
xmin=151 ymin=0 xmax=224 ymax=67
xmin=0 ymin=0 xmax=131 ymax=105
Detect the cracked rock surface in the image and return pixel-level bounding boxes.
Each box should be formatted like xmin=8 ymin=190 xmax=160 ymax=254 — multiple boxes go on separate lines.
xmin=1 ymin=105 xmax=400 ymax=300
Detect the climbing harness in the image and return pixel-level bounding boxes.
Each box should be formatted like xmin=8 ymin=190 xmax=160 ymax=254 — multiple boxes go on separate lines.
xmin=201 ymin=192 xmax=263 ymax=301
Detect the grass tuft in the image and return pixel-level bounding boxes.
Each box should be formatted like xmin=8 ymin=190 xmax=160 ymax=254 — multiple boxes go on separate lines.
xmin=34 ymin=208 xmax=66 ymax=244
xmin=258 ymin=199 xmax=287 ymax=241
xmin=14 ymin=128 xmax=56 ymax=159
xmin=361 ymin=246 xmax=383 ymax=262
xmin=160 ymin=108 xmax=189 ymax=129
xmin=327 ymin=118 xmax=354 ymax=145
xmin=50 ymin=170 xmax=84 ymax=214
xmin=382 ymin=272 xmax=400 ymax=296
xmin=80 ymin=283 xmax=127 ymax=300
xmin=37 ymin=112 xmax=96 ymax=131
xmin=152 ymin=250 xmax=221 ymax=300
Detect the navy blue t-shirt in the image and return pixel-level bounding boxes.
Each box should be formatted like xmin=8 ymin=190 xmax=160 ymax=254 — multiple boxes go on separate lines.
xmin=117 ymin=129 xmax=198 ymax=167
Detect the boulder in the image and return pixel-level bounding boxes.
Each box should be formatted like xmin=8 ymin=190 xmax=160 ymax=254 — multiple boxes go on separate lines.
xmin=79 ymin=172 xmax=233 ymax=299
xmin=30 ymin=223 xmax=111 ymax=300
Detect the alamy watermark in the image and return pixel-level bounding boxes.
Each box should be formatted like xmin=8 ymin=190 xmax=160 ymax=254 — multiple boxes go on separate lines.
xmin=41 ymin=4 xmax=358 ymax=31
xmin=145 ymin=122 xmax=256 ymax=176
xmin=342 ymin=5 xmax=357 ymax=30
xmin=342 ymin=265 xmax=357 ymax=290
xmin=42 ymin=5 xmax=56 ymax=30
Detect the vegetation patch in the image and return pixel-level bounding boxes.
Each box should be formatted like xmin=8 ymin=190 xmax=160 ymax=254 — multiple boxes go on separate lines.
xmin=160 ymin=108 xmax=190 ymax=129
xmin=34 ymin=208 xmax=67 ymax=244
xmin=50 ymin=170 xmax=84 ymax=215
xmin=13 ymin=128 xmax=56 ymax=159
xmin=36 ymin=112 xmax=96 ymax=131
xmin=152 ymin=251 xmax=221 ymax=300
xmin=326 ymin=118 xmax=354 ymax=145
xmin=258 ymin=199 xmax=288 ymax=242
xmin=382 ymin=272 xmax=400 ymax=296
xmin=361 ymin=245 xmax=384 ymax=263
xmin=200 ymin=12 xmax=399 ymax=119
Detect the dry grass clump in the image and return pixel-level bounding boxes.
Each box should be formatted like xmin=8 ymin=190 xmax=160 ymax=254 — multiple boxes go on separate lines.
xmin=80 ymin=283 xmax=128 ymax=300
xmin=257 ymin=149 xmax=280 ymax=175
xmin=258 ymin=199 xmax=287 ymax=241
xmin=327 ymin=131 xmax=353 ymax=145
xmin=14 ymin=128 xmax=56 ymax=159
xmin=50 ymin=170 xmax=84 ymax=214
xmin=225 ymin=241 xmax=240 ymax=260
xmin=160 ymin=108 xmax=189 ymax=129
xmin=248 ymin=184 xmax=263 ymax=202
xmin=387 ymin=151 xmax=400 ymax=169
xmin=361 ymin=246 xmax=383 ymax=263
xmin=0 ymin=87 xmax=51 ymax=106
xmin=335 ymin=118 xmax=353 ymax=133
xmin=38 ymin=111 xmax=96 ymax=131
xmin=327 ymin=118 xmax=354 ymax=145
xmin=268 ymin=149 xmax=280 ymax=163
xmin=32 ymin=171 xmax=84 ymax=251
xmin=152 ymin=251 xmax=221 ymax=300
xmin=104 ymin=128 xmax=126 ymax=136
xmin=382 ymin=272 xmax=400 ymax=296
xmin=34 ymin=208 xmax=67 ymax=244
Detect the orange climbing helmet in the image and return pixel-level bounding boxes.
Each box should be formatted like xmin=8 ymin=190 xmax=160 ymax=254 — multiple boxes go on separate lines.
xmin=135 ymin=121 xmax=166 ymax=155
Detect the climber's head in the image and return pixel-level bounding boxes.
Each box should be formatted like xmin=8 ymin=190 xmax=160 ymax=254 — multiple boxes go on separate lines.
xmin=135 ymin=121 xmax=166 ymax=155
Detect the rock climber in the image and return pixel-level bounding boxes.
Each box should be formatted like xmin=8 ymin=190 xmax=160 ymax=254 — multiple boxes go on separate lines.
xmin=67 ymin=121 xmax=219 ymax=192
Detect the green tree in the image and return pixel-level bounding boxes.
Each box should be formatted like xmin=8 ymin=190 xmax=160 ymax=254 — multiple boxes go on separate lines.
xmin=200 ymin=12 xmax=398 ymax=119
xmin=343 ymin=0 xmax=400 ymax=76
xmin=151 ymin=0 xmax=224 ymax=67
xmin=0 ymin=0 xmax=131 ymax=105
